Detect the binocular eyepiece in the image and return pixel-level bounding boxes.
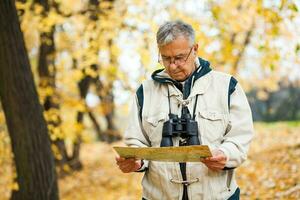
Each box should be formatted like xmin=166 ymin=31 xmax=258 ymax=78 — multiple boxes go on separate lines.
xmin=160 ymin=107 xmax=201 ymax=147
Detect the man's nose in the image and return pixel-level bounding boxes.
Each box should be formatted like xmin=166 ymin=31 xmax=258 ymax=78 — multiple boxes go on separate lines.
xmin=169 ymin=62 xmax=177 ymax=70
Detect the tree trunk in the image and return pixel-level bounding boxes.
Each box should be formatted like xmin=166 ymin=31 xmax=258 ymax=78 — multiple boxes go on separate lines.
xmin=98 ymin=82 xmax=121 ymax=143
xmin=0 ymin=1 xmax=59 ymax=200
xmin=88 ymin=111 xmax=102 ymax=139
xmin=34 ymin=0 xmax=70 ymax=174
xmin=99 ymin=38 xmax=121 ymax=142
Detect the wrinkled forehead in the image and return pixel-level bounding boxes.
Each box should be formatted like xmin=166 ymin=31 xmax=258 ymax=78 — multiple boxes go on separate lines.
xmin=158 ymin=36 xmax=193 ymax=56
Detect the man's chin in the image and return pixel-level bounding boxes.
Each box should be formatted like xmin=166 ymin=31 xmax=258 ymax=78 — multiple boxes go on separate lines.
xmin=175 ymin=78 xmax=185 ymax=82
xmin=172 ymin=75 xmax=187 ymax=82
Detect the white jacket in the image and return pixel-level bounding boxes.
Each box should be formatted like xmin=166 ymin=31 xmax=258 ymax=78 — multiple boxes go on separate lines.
xmin=124 ymin=59 xmax=254 ymax=200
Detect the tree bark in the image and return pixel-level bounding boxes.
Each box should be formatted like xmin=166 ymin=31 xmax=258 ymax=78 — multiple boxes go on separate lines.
xmin=0 ymin=1 xmax=59 ymax=200
xmin=99 ymin=38 xmax=121 ymax=142
xmin=34 ymin=0 xmax=70 ymax=174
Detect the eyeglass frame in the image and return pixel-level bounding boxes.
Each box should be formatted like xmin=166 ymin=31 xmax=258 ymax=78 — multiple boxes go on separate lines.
xmin=158 ymin=46 xmax=194 ymax=67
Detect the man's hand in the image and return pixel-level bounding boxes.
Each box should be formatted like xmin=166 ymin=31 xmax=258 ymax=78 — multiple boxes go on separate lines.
xmin=115 ymin=156 xmax=142 ymax=173
xmin=201 ymin=149 xmax=227 ymax=171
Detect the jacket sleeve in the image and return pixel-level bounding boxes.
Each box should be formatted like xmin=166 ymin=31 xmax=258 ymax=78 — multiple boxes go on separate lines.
xmin=124 ymin=95 xmax=150 ymax=171
xmin=219 ymin=83 xmax=254 ymax=168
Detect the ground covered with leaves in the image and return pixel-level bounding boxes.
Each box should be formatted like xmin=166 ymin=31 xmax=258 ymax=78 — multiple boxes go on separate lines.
xmin=237 ymin=122 xmax=300 ymax=199
xmin=58 ymin=142 xmax=143 ymax=200
xmin=59 ymin=122 xmax=300 ymax=200
xmin=1 ymin=122 xmax=300 ymax=199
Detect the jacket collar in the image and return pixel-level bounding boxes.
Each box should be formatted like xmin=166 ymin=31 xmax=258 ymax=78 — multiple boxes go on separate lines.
xmin=151 ymin=57 xmax=212 ymax=98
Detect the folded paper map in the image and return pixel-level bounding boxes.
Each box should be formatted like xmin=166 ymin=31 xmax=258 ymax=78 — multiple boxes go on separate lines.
xmin=113 ymin=145 xmax=212 ymax=162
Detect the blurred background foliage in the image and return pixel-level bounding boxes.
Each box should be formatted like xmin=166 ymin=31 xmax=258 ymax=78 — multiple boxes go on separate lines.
xmin=0 ymin=0 xmax=299 ymax=199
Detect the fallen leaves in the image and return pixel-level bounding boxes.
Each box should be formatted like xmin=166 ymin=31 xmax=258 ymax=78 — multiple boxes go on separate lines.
xmin=58 ymin=142 xmax=143 ymax=200
xmin=237 ymin=122 xmax=300 ymax=199
xmin=1 ymin=122 xmax=300 ymax=199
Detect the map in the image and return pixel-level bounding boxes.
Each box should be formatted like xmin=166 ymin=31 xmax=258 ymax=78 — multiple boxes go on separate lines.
xmin=113 ymin=145 xmax=212 ymax=162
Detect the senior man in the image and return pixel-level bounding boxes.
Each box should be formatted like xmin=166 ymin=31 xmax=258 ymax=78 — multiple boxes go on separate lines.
xmin=116 ymin=20 xmax=254 ymax=200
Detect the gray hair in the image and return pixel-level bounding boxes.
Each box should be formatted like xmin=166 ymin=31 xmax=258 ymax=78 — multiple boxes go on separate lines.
xmin=156 ymin=20 xmax=195 ymax=47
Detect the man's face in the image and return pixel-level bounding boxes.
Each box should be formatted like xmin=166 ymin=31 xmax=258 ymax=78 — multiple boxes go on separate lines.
xmin=159 ymin=36 xmax=198 ymax=81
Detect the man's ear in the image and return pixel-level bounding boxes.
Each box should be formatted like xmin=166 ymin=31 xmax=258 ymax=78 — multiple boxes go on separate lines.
xmin=193 ymin=44 xmax=199 ymax=55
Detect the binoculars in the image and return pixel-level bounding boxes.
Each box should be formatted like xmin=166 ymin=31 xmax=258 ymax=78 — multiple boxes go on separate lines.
xmin=160 ymin=107 xmax=201 ymax=147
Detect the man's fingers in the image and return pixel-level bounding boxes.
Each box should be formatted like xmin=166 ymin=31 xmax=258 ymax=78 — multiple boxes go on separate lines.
xmin=119 ymin=162 xmax=135 ymax=171
xmin=119 ymin=160 xmax=139 ymax=170
xmin=205 ymin=159 xmax=225 ymax=164
xmin=205 ymin=155 xmax=226 ymax=162
xmin=116 ymin=158 xmax=141 ymax=173
xmin=115 ymin=156 xmax=125 ymax=162
xmin=119 ymin=162 xmax=132 ymax=169
xmin=201 ymin=157 xmax=226 ymax=171
xmin=119 ymin=165 xmax=133 ymax=173
xmin=210 ymin=157 xmax=225 ymax=162
xmin=202 ymin=161 xmax=226 ymax=168
xmin=203 ymin=160 xmax=223 ymax=166
xmin=116 ymin=157 xmax=135 ymax=165
xmin=202 ymin=159 xmax=224 ymax=164
xmin=119 ymin=162 xmax=140 ymax=173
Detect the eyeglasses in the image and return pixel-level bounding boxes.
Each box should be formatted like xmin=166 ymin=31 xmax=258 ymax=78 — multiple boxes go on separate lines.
xmin=158 ymin=47 xmax=193 ymax=67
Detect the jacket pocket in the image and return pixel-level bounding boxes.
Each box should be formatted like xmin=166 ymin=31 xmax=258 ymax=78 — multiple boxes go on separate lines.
xmin=198 ymin=110 xmax=227 ymax=143
xmin=143 ymin=112 xmax=167 ymax=147
xmin=207 ymin=170 xmax=228 ymax=199
xmin=145 ymin=112 xmax=166 ymax=126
